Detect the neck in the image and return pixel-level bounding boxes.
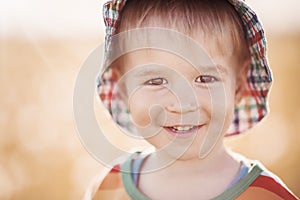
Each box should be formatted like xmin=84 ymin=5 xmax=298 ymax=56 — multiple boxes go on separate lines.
xmin=143 ymin=142 xmax=238 ymax=176
xmin=138 ymin=143 xmax=241 ymax=199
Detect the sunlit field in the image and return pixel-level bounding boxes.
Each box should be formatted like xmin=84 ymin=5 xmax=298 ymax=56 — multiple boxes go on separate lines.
xmin=1 ymin=32 xmax=300 ymax=199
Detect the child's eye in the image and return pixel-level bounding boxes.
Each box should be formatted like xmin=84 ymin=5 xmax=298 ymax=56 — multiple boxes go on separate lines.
xmin=144 ymin=78 xmax=168 ymax=85
xmin=195 ymin=75 xmax=218 ymax=83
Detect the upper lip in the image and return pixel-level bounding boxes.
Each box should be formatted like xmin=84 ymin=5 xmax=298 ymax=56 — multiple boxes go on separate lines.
xmin=163 ymin=125 xmax=203 ymax=133
xmin=163 ymin=125 xmax=203 ymax=129
xmin=164 ymin=124 xmax=201 ymax=127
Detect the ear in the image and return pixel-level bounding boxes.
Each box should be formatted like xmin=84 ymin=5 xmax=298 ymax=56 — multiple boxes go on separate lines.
xmin=235 ymin=60 xmax=250 ymax=104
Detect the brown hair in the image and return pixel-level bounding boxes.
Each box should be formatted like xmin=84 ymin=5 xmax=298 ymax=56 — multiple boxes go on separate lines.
xmin=115 ymin=0 xmax=250 ymax=64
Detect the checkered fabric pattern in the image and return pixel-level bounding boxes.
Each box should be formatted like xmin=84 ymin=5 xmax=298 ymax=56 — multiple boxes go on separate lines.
xmin=97 ymin=0 xmax=272 ymax=136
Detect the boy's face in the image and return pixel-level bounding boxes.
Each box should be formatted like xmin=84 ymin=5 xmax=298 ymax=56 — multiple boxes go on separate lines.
xmin=113 ymin=44 xmax=240 ymax=159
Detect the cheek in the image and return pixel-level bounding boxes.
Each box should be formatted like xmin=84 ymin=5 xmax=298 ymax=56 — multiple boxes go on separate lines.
xmin=214 ymin=85 xmax=235 ymax=132
xmin=194 ymin=94 xmax=219 ymax=121
xmin=194 ymin=88 xmax=213 ymax=113
xmin=128 ymin=90 xmax=156 ymax=127
xmin=199 ymin=84 xmax=236 ymax=132
xmin=127 ymin=87 xmax=170 ymax=127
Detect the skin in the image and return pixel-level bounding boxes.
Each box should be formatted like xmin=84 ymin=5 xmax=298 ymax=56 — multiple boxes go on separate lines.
xmin=112 ymin=35 xmax=249 ymax=199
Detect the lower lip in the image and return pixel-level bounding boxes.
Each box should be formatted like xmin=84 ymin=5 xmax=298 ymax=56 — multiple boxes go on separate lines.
xmin=164 ymin=125 xmax=202 ymax=138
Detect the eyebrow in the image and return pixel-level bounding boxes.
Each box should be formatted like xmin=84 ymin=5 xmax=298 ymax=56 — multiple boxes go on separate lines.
xmin=133 ymin=68 xmax=165 ymax=77
xmin=202 ymin=65 xmax=228 ymax=75
xmin=130 ymin=64 xmax=228 ymax=77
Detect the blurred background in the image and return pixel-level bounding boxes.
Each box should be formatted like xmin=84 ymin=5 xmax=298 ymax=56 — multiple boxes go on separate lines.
xmin=1 ymin=0 xmax=299 ymax=199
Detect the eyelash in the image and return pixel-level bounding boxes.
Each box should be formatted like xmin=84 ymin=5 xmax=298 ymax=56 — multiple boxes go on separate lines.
xmin=143 ymin=75 xmax=219 ymax=86
xmin=144 ymin=77 xmax=168 ymax=85
xmin=195 ymin=75 xmax=219 ymax=83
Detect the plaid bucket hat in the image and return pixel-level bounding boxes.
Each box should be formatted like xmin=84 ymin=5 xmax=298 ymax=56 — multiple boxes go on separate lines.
xmin=97 ymin=0 xmax=272 ymax=136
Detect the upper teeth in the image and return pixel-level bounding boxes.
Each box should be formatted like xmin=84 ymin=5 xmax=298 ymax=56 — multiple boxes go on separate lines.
xmin=171 ymin=125 xmax=195 ymax=131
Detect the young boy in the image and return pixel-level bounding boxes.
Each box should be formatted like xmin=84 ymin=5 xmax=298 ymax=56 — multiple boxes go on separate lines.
xmin=86 ymin=0 xmax=299 ymax=199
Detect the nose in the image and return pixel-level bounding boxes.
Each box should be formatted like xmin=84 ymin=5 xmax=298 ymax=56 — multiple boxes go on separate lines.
xmin=166 ymin=102 xmax=198 ymax=114
xmin=163 ymin=68 xmax=199 ymax=114
xmin=165 ymin=82 xmax=199 ymax=114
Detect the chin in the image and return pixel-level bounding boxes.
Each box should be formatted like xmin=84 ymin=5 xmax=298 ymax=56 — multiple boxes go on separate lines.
xmin=159 ymin=145 xmax=203 ymax=161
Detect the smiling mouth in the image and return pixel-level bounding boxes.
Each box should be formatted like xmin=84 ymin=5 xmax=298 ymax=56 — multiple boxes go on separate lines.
xmin=170 ymin=125 xmax=197 ymax=132
xmin=164 ymin=125 xmax=202 ymax=137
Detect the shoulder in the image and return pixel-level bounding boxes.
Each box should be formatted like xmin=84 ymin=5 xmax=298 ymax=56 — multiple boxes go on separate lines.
xmin=83 ymin=150 xmax=152 ymax=200
xmin=83 ymin=164 xmax=125 ymax=200
xmin=247 ymin=169 xmax=298 ymax=200
xmin=83 ymin=153 xmax=129 ymax=200
xmin=237 ymin=155 xmax=298 ymax=200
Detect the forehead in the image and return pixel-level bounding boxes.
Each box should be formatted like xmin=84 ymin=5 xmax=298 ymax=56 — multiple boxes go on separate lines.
xmin=115 ymin=48 xmax=236 ymax=78
xmin=115 ymin=27 xmax=234 ymax=62
xmin=112 ymin=28 xmax=237 ymax=72
xmin=121 ymin=48 xmax=212 ymax=68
